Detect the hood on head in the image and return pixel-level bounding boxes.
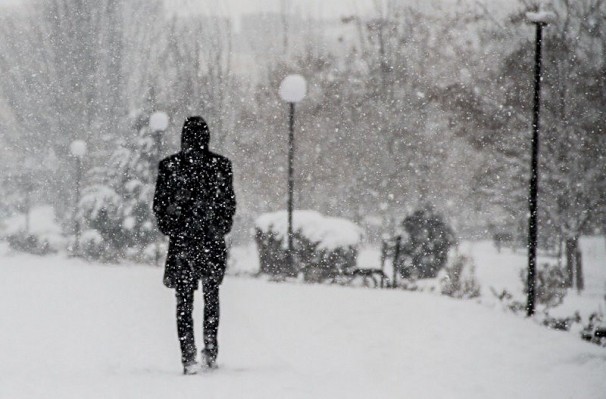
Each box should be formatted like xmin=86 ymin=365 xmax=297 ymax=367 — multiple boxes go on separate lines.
xmin=181 ymin=116 xmax=210 ymax=153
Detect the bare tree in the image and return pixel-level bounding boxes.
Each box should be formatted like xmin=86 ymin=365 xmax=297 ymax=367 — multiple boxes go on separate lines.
xmin=443 ymin=0 xmax=606 ymax=288
xmin=157 ymin=14 xmax=235 ymax=151
xmin=0 ymin=0 xmax=165 ymax=215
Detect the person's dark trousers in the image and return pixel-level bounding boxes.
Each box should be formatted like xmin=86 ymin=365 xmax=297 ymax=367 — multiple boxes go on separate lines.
xmin=175 ymin=278 xmax=221 ymax=365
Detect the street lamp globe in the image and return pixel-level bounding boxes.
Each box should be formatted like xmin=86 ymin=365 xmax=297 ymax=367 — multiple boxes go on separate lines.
xmin=279 ymin=74 xmax=307 ymax=103
xmin=526 ymin=10 xmax=557 ymax=24
xmin=149 ymin=111 xmax=169 ymax=132
xmin=70 ymin=140 xmax=87 ymax=158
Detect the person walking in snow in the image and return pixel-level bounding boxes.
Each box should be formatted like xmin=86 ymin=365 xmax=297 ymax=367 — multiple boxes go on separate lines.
xmin=153 ymin=116 xmax=236 ymax=375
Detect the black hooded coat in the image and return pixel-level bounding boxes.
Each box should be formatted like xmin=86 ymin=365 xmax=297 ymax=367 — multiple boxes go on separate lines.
xmin=153 ymin=117 xmax=236 ymax=289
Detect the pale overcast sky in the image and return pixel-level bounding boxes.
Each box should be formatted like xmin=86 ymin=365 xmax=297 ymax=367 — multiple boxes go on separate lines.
xmin=172 ymin=0 xmax=376 ymax=18
xmin=0 ymin=0 xmax=375 ymax=16
xmin=0 ymin=0 xmax=512 ymax=19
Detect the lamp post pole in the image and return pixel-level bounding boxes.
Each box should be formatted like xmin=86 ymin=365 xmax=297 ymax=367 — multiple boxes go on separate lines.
xmin=153 ymin=130 xmax=162 ymax=267
xmin=154 ymin=131 xmax=163 ymax=170
xmin=287 ymin=102 xmax=295 ymax=274
xmin=279 ymin=74 xmax=307 ymax=275
xmin=525 ymin=11 xmax=554 ymax=317
xmin=25 ymin=182 xmax=31 ymax=234
xmin=70 ymin=140 xmax=87 ymax=255
xmin=74 ymin=156 xmax=82 ymax=253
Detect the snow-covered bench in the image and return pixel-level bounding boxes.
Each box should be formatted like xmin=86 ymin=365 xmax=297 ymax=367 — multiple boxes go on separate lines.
xmin=254 ymin=210 xmax=364 ymax=282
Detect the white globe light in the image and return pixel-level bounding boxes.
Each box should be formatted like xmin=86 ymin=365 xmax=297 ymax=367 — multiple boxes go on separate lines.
xmin=149 ymin=111 xmax=169 ymax=131
xmin=70 ymin=140 xmax=87 ymax=158
xmin=526 ymin=11 xmax=556 ymax=24
xmin=279 ymin=74 xmax=307 ymax=103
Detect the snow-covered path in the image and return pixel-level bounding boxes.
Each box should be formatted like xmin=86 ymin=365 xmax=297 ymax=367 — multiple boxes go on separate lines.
xmin=1 ymin=254 xmax=605 ymax=399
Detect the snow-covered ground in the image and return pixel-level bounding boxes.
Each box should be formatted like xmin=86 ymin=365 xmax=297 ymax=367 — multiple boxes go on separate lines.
xmin=462 ymin=238 xmax=606 ymax=320
xmin=231 ymin=237 xmax=606 ymax=320
xmin=1 ymin=242 xmax=605 ymax=398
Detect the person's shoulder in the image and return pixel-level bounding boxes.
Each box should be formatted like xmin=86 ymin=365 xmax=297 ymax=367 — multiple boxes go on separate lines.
xmin=159 ymin=153 xmax=181 ymax=171
xmin=208 ymin=151 xmax=232 ymax=168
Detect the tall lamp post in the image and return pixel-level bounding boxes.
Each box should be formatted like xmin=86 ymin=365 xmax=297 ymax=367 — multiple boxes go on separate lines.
xmin=70 ymin=140 xmax=87 ymax=254
xmin=278 ymin=74 xmax=307 ymax=274
xmin=149 ymin=111 xmax=169 ymax=266
xmin=525 ymin=10 xmax=555 ymax=317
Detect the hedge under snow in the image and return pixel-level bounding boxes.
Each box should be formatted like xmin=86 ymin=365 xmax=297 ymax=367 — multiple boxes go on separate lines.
xmin=254 ymin=210 xmax=363 ymax=250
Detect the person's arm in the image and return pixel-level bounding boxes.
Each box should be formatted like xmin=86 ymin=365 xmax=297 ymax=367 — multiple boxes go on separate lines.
xmin=153 ymin=160 xmax=180 ymax=237
xmin=216 ymin=159 xmax=236 ymax=235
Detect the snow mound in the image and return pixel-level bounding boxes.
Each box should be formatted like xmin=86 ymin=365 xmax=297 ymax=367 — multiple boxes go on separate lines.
xmin=255 ymin=210 xmax=363 ymax=250
xmin=2 ymin=205 xmax=62 ymax=236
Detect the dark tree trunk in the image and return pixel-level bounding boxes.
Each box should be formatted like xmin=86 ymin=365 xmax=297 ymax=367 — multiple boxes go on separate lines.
xmin=565 ymin=236 xmax=583 ymax=291
xmin=575 ymin=248 xmax=584 ymax=292
xmin=565 ymin=237 xmax=576 ymax=288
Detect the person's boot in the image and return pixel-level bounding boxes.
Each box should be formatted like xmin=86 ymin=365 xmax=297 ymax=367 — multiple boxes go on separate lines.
xmin=183 ymin=359 xmax=199 ymax=375
xmin=201 ymin=349 xmax=217 ymax=369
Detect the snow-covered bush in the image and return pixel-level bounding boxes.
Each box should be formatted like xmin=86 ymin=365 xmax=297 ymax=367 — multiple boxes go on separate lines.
xmin=254 ymin=210 xmax=364 ymax=281
xmin=7 ymin=232 xmax=56 ymax=255
xmin=520 ymin=262 xmax=568 ymax=308
xmin=79 ymin=186 xmax=128 ymax=260
xmin=2 ymin=206 xmax=65 ymax=255
xmin=79 ymin=111 xmax=163 ymax=262
xmin=140 ymin=241 xmax=168 ymax=265
xmin=398 ymin=204 xmax=456 ymax=279
xmin=580 ymin=312 xmax=606 ymax=347
xmin=541 ymin=312 xmax=581 ymax=332
xmin=79 ymin=229 xmax=116 ymax=262
xmin=489 ymin=288 xmax=528 ymax=314
xmin=439 ymin=255 xmax=481 ymax=299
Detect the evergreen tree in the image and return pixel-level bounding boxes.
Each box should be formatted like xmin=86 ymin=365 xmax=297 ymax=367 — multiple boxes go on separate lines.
xmin=79 ymin=111 xmax=163 ymax=261
xmin=400 ymin=205 xmax=457 ymax=279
